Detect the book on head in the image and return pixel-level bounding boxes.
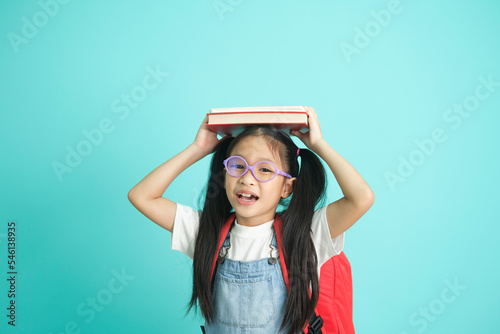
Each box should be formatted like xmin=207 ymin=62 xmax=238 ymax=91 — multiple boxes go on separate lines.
xmin=207 ymin=106 xmax=309 ymax=136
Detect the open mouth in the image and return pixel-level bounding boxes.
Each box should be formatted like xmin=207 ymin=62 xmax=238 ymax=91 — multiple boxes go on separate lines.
xmin=236 ymin=193 xmax=259 ymax=204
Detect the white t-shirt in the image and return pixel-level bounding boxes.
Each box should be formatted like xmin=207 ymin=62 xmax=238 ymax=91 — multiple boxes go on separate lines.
xmin=171 ymin=203 xmax=345 ymax=274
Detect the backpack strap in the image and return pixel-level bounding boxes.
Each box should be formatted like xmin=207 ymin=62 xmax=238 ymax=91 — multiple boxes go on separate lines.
xmin=305 ymin=313 xmax=323 ymax=334
xmin=275 ymin=214 xmax=324 ymax=334
xmin=272 ymin=214 xmax=290 ymax=290
xmin=210 ymin=213 xmax=236 ymax=282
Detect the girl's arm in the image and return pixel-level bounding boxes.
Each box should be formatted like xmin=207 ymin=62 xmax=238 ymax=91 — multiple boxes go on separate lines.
xmin=128 ymin=116 xmax=221 ymax=233
xmin=291 ymin=106 xmax=375 ymax=239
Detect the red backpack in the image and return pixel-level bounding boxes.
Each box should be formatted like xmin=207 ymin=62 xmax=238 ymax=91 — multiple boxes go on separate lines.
xmin=210 ymin=213 xmax=355 ymax=334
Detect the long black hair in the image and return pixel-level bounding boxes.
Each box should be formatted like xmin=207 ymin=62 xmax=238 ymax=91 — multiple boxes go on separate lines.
xmin=188 ymin=126 xmax=327 ymax=333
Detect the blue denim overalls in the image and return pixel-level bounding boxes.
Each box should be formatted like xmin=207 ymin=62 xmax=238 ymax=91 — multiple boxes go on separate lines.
xmin=202 ymin=226 xmax=290 ymax=333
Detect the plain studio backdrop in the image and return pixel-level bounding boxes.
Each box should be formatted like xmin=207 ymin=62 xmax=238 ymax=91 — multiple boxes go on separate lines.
xmin=1 ymin=0 xmax=499 ymax=333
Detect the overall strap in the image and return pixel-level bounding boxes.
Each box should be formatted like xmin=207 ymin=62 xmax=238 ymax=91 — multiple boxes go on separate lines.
xmin=210 ymin=213 xmax=235 ymax=282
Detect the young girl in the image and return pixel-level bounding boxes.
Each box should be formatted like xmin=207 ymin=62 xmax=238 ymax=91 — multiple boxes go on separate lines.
xmin=128 ymin=106 xmax=375 ymax=334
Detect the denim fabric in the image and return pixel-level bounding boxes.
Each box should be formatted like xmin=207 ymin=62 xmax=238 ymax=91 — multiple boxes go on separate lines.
xmin=203 ymin=229 xmax=290 ymax=334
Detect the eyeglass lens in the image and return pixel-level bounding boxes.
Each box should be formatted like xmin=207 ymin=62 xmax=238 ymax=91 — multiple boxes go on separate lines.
xmin=226 ymin=156 xmax=277 ymax=181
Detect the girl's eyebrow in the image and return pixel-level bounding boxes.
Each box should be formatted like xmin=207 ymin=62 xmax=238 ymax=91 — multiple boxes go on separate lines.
xmin=232 ymin=153 xmax=277 ymax=164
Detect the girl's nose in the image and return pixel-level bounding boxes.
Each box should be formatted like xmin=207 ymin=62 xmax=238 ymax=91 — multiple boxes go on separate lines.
xmin=239 ymin=169 xmax=257 ymax=185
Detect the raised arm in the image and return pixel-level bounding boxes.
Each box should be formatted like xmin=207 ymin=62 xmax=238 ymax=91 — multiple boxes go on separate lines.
xmin=291 ymin=107 xmax=375 ymax=239
xmin=128 ymin=116 xmax=221 ymax=233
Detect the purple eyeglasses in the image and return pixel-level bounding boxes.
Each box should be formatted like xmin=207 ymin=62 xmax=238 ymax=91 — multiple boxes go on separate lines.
xmin=223 ymin=156 xmax=292 ymax=182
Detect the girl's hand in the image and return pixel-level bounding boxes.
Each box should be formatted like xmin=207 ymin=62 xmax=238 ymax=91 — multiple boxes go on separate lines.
xmin=192 ymin=115 xmax=224 ymax=157
xmin=290 ymin=106 xmax=325 ymax=151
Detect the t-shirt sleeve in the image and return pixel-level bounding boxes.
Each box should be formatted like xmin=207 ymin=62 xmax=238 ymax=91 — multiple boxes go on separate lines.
xmin=170 ymin=203 xmax=201 ymax=259
xmin=311 ymin=206 xmax=345 ymax=266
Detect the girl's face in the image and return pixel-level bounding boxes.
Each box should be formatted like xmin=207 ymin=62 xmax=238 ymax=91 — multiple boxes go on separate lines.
xmin=224 ymin=135 xmax=296 ymax=227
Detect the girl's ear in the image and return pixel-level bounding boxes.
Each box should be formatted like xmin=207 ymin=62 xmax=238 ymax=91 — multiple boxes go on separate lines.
xmin=281 ymin=177 xmax=296 ymax=198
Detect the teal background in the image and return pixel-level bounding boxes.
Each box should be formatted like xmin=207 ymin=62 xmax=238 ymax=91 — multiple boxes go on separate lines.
xmin=1 ymin=0 xmax=499 ymax=333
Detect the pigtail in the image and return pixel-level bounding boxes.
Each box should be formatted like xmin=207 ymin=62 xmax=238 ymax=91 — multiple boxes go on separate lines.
xmin=281 ymin=148 xmax=327 ymax=333
xmin=187 ymin=136 xmax=234 ymax=322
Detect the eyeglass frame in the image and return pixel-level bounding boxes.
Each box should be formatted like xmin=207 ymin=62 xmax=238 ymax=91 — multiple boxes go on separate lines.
xmin=222 ymin=155 xmax=292 ymax=182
